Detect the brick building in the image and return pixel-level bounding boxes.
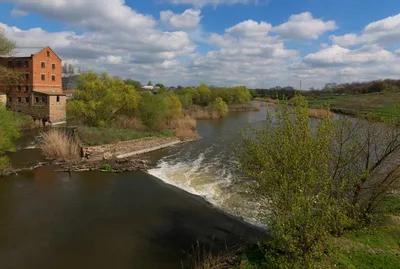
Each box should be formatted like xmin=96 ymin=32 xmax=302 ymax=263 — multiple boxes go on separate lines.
xmin=0 ymin=47 xmax=66 ymax=124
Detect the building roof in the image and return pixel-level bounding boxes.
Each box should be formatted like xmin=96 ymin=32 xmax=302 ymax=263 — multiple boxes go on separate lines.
xmin=12 ymin=47 xmax=46 ymax=58
xmin=33 ymin=90 xmax=66 ymax=96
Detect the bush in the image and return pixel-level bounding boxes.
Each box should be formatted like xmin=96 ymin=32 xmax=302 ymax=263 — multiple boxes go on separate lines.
xmin=40 ymin=129 xmax=80 ymax=161
xmin=138 ymin=93 xmax=169 ymax=129
xmin=208 ymin=97 xmax=228 ymax=117
xmin=236 ymin=96 xmax=348 ymax=267
xmin=0 ymin=104 xmax=20 ymax=172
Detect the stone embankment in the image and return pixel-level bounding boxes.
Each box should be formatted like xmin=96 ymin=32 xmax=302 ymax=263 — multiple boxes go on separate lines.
xmin=81 ymin=137 xmax=182 ymax=161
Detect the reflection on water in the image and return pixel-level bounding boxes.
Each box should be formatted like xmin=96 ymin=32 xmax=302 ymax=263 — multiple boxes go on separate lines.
xmin=148 ymin=105 xmax=271 ymax=226
xmin=0 ymin=170 xmax=263 ymax=269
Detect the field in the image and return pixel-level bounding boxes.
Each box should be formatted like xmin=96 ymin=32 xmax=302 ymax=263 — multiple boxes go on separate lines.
xmin=305 ymin=91 xmax=400 ymax=119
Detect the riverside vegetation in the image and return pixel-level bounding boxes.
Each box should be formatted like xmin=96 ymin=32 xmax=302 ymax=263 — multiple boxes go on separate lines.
xmin=39 ymin=71 xmax=254 ymax=162
xmin=196 ymin=96 xmax=400 ymax=269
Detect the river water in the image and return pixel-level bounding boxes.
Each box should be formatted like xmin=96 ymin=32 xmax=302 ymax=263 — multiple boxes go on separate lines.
xmin=0 ymin=105 xmax=269 ymax=269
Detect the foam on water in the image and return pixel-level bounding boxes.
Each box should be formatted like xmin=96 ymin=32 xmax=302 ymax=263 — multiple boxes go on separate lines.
xmin=147 ymin=147 xmax=266 ymax=227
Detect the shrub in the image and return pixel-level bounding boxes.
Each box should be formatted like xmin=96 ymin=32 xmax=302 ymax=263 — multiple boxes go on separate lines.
xmin=115 ymin=116 xmax=143 ymax=130
xmin=40 ymin=129 xmax=80 ymax=161
xmin=0 ymin=104 xmax=20 ymax=172
xmin=208 ymin=97 xmax=228 ymax=117
xmin=236 ymin=96 xmax=348 ymax=267
xmin=138 ymin=93 xmax=169 ymax=129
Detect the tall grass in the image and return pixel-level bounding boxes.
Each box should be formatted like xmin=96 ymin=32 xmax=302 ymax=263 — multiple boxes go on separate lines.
xmin=308 ymin=108 xmax=332 ymax=118
xmin=40 ymin=129 xmax=80 ymax=161
xmin=115 ymin=116 xmax=144 ymax=130
xmin=184 ymin=106 xmax=222 ymax=119
xmin=170 ymin=116 xmax=199 ymax=140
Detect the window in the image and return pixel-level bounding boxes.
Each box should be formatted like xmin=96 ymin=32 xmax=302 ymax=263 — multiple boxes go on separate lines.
xmin=17 ymin=85 xmax=21 ymax=92
xmin=56 ymin=96 xmax=60 ymax=102
xmin=35 ymin=97 xmax=39 ymax=103
xmin=25 ymin=86 xmax=29 ymax=92
xmin=24 ymin=61 xmax=29 ymax=68
xmin=47 ymin=51 xmax=50 ymax=57
xmin=25 ymin=97 xmax=29 ymax=103
xmin=52 ymin=63 xmax=56 ymax=70
xmin=42 ymin=97 xmax=47 ymax=103
xmin=17 ymin=97 xmax=21 ymax=103
xmin=52 ymin=75 xmax=56 ymax=81
xmin=41 ymin=74 xmax=45 ymax=81
xmin=25 ymin=73 xmax=29 ymax=80
xmin=41 ymin=62 xmax=45 ymax=68
xmin=8 ymin=97 xmax=12 ymax=103
xmin=16 ymin=61 xmax=21 ymax=67
xmin=8 ymin=61 xmax=12 ymax=68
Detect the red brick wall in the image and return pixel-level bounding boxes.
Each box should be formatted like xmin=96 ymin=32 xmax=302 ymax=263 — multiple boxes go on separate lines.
xmin=32 ymin=48 xmax=62 ymax=93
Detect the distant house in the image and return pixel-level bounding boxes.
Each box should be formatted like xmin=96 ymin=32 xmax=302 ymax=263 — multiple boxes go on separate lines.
xmin=142 ymin=85 xmax=161 ymax=94
xmin=0 ymin=47 xmax=66 ymax=124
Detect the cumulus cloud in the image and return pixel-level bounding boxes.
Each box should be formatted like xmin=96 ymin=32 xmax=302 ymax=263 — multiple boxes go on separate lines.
xmin=160 ymin=9 xmax=202 ymax=30
xmin=163 ymin=0 xmax=261 ymax=7
xmin=1 ymin=1 xmax=399 ymax=88
xmin=273 ymin=12 xmax=337 ymax=39
xmin=331 ymin=13 xmax=400 ymax=46
xmin=226 ymin=20 xmax=272 ymax=37
xmin=303 ymin=45 xmax=395 ymax=67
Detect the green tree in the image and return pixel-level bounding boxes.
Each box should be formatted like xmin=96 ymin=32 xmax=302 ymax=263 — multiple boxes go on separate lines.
xmin=0 ymin=30 xmax=20 ymax=85
xmin=236 ymin=96 xmax=347 ymax=267
xmin=0 ymin=104 xmax=20 ymax=172
xmin=194 ymin=83 xmax=212 ymax=106
xmin=124 ymin=79 xmax=142 ymax=90
xmin=209 ymin=97 xmax=228 ymax=117
xmin=67 ymin=72 xmax=140 ymax=127
xmin=155 ymin=83 xmax=165 ymax=89
xmin=147 ymin=80 xmax=152 ymax=86
xmin=138 ymin=93 xmax=169 ymax=129
xmin=166 ymin=95 xmax=182 ymax=120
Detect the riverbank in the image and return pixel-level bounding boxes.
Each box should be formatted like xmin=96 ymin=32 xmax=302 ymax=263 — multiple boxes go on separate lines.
xmin=196 ymin=197 xmax=400 ymax=269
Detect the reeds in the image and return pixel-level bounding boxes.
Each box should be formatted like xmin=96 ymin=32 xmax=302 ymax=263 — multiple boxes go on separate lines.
xmin=40 ymin=129 xmax=80 ymax=161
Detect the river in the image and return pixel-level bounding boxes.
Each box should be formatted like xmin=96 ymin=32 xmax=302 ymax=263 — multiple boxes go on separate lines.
xmin=0 ymin=105 xmax=270 ymax=269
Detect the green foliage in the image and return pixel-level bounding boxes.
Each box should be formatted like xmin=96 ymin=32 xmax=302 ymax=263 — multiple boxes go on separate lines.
xmin=177 ymin=92 xmax=193 ymax=108
xmin=0 ymin=104 xmax=20 ymax=172
xmin=0 ymin=30 xmax=20 ymax=85
xmin=208 ymin=97 xmax=228 ymax=117
xmin=102 ymin=163 xmax=113 ymax=172
xmin=194 ymin=83 xmax=212 ymax=106
xmin=155 ymin=83 xmax=165 ymax=89
xmin=166 ymin=95 xmax=183 ymax=120
xmin=378 ymin=196 xmax=400 ymax=216
xmin=237 ymin=96 xmax=348 ymax=267
xmin=138 ymin=93 xmax=169 ymax=129
xmin=67 ymin=71 xmax=141 ymax=127
xmin=124 ymin=79 xmax=142 ymax=90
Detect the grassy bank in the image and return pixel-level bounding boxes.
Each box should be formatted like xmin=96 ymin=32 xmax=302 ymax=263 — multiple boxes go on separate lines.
xmin=76 ymin=127 xmax=174 ymax=146
xmin=195 ymin=196 xmax=400 ymax=269
xmin=306 ymin=91 xmax=400 ymax=120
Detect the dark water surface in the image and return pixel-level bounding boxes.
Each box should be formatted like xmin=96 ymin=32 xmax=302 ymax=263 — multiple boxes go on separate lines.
xmin=0 ymin=169 xmax=263 ymax=269
xmin=1 ymin=106 xmax=269 ymax=269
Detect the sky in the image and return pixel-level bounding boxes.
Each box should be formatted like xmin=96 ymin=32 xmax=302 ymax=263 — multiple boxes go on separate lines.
xmin=0 ymin=0 xmax=399 ymax=88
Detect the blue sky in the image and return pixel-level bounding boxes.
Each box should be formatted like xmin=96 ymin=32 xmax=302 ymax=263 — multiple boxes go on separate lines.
xmin=1 ymin=0 xmax=400 ymax=88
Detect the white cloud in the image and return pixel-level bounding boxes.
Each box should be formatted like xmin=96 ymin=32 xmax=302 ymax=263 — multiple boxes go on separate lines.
xmin=1 ymin=1 xmax=400 ymax=89
xmin=331 ymin=13 xmax=400 ymax=46
xmin=273 ymin=12 xmax=337 ymax=39
xmin=303 ymin=45 xmax=395 ymax=67
xmin=10 ymin=8 xmax=27 ymax=17
xmin=160 ymin=9 xmax=202 ymax=30
xmin=163 ymin=0 xmax=260 ymax=7
xmin=226 ymin=20 xmax=272 ymax=37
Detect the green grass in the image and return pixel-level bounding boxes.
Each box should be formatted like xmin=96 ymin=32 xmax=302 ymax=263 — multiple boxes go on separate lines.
xmin=305 ymin=91 xmax=400 ymax=120
xmin=77 ymin=127 xmax=173 ymax=146
xmin=324 ymin=215 xmax=400 ymax=269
